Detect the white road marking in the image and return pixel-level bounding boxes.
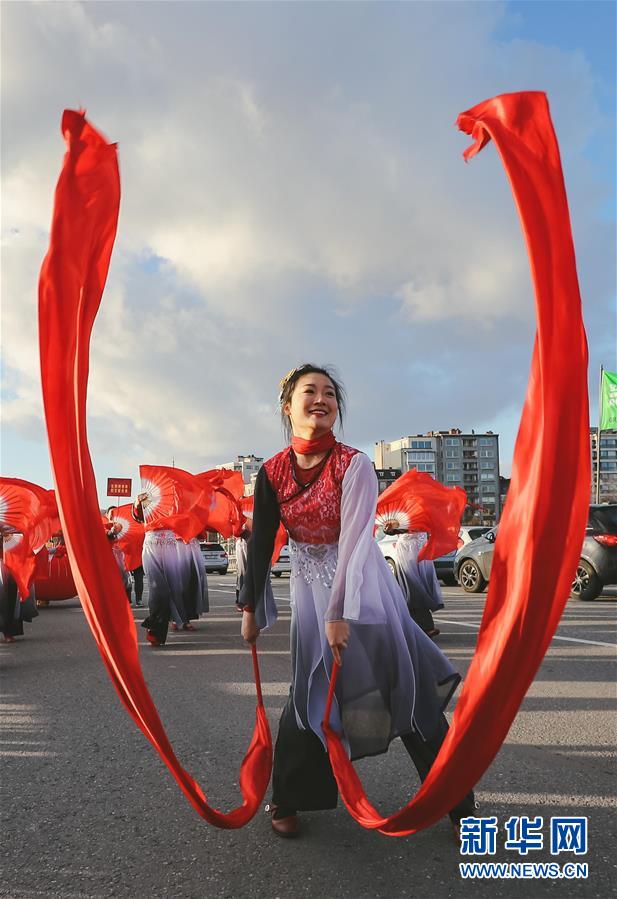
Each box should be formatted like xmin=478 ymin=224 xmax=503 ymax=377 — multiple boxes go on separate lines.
xmin=551 ymin=635 xmax=617 ymax=648
xmin=476 ymin=792 xmax=614 ymax=808
xmin=156 ymin=649 xmax=290 ymax=656
xmin=434 ymin=616 xmax=617 ymax=649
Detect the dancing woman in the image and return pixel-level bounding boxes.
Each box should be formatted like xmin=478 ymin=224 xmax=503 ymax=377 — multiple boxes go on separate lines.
xmin=240 ymin=364 xmax=475 ymax=838
xmin=384 ymin=525 xmax=443 ymax=638
xmin=235 ymin=528 xmax=250 ymax=611
xmin=132 ymin=496 xmax=208 ymax=645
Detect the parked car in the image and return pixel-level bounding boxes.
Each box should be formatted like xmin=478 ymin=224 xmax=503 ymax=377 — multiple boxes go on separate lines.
xmin=199 ymin=541 xmax=229 ymax=574
xmin=375 ymin=530 xmax=398 ymax=576
xmin=271 ymin=544 xmax=291 ymax=577
xmin=454 ymin=504 xmax=617 ymax=600
xmin=572 ymin=504 xmax=617 ymax=601
xmin=434 ymin=526 xmax=492 ymax=585
xmin=377 ymin=526 xmax=490 ymax=583
xmin=455 ymin=529 xmax=497 ymax=593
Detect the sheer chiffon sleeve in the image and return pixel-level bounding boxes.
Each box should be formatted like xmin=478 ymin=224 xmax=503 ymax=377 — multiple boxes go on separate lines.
xmin=238 ymin=466 xmax=279 ymax=630
xmin=326 ymin=452 xmax=379 ymax=622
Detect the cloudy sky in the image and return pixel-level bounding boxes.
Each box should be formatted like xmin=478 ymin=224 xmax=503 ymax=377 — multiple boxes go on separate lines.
xmin=1 ymin=0 xmax=615 ymax=500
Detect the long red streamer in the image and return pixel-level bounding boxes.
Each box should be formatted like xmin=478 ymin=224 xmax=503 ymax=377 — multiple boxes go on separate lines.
xmin=38 ymin=93 xmax=588 ymax=834
xmin=322 ymin=91 xmax=590 ymax=834
xmin=38 ymin=110 xmax=271 ymax=827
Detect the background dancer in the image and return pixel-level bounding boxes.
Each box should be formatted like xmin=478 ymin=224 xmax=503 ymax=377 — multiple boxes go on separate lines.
xmin=0 ymin=534 xmax=38 ymax=643
xmin=384 ymin=524 xmax=443 ymax=638
xmin=106 ymin=523 xmax=132 ymax=603
xmin=172 ymin=536 xmax=209 ymax=631
xmin=107 ymin=504 xmax=145 ymax=608
xmin=234 ymin=526 xmax=250 ymax=611
xmin=1 ymin=534 xmax=21 ymax=643
xmin=133 ymin=467 xmax=212 ymax=645
xmin=130 ymin=564 xmax=144 ymax=608
xmin=133 ymin=494 xmax=185 ymax=645
xmin=240 ymin=364 xmax=475 ymax=839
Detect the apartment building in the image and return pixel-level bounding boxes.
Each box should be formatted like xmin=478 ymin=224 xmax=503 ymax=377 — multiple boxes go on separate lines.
xmin=590 ymin=428 xmax=617 ymax=503
xmin=374 ymin=467 xmax=402 ymax=494
xmin=374 ymin=429 xmax=500 ymax=524
xmin=218 ymin=454 xmax=263 ymax=488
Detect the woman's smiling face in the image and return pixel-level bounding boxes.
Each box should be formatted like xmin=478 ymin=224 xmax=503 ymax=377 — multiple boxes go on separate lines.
xmin=284 ymin=372 xmax=338 ymax=438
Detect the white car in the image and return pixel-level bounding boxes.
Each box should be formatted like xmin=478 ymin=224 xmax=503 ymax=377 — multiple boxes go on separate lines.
xmin=271 ymin=544 xmax=291 ymax=577
xmin=199 ymin=541 xmax=229 ymax=574
xmin=375 ymin=530 xmax=399 ymax=576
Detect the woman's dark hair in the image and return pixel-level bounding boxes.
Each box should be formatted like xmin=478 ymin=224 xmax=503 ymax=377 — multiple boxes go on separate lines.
xmin=278 ymin=363 xmax=346 ymax=441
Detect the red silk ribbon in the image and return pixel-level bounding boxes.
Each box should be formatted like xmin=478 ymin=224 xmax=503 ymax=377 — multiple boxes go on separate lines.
xmin=322 ymin=91 xmax=590 ymax=834
xmin=38 ymin=110 xmax=271 ymax=827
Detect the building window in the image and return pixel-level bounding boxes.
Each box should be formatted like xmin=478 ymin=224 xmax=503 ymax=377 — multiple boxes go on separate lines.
xmin=446 ymin=474 xmax=459 ymax=482
xmin=446 ymin=462 xmax=460 ymax=470
xmin=408 ymin=451 xmax=434 ymax=461
xmin=445 ymin=438 xmax=461 ymax=446
xmin=479 ymin=437 xmax=494 ymax=445
xmin=481 ymin=473 xmax=495 ymax=481
xmin=411 ymin=440 xmax=432 ymax=450
xmin=414 ymin=463 xmax=435 ymax=473
xmin=480 ymin=450 xmax=494 ymax=458
xmin=480 ymin=461 xmax=495 ymax=469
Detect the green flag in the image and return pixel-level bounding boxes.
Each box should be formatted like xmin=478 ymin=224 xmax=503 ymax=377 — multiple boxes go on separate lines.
xmin=600 ymin=369 xmax=617 ymax=430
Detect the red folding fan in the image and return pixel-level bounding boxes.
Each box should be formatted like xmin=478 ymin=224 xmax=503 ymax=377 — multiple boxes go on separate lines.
xmin=0 ymin=479 xmax=61 ymax=595
xmin=375 ymin=469 xmax=467 ymax=561
xmin=196 ymin=471 xmax=245 ymax=538
xmin=109 ymin=503 xmax=145 ymax=571
xmin=199 ymin=469 xmax=245 ymax=502
xmin=139 ymin=465 xmax=212 ymax=542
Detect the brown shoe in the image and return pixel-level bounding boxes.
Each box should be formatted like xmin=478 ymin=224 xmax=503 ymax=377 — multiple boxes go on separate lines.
xmin=266 ymin=804 xmax=299 ymax=839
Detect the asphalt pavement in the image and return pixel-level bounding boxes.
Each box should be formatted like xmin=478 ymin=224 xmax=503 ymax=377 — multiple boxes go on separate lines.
xmin=1 ymin=577 xmax=615 ymax=899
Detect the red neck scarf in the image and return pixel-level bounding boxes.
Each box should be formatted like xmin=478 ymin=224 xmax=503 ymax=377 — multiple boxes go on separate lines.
xmin=291 ymin=431 xmax=336 ymax=455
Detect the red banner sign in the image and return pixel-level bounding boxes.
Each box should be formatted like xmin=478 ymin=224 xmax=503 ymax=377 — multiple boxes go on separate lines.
xmin=107 ymin=478 xmax=132 ymax=498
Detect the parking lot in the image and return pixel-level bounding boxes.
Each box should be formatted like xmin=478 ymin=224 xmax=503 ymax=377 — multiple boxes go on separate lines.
xmin=1 ymin=574 xmax=615 ymax=898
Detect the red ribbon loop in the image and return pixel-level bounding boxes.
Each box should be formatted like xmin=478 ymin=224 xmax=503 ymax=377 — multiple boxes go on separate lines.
xmin=38 ymin=110 xmax=272 ymax=828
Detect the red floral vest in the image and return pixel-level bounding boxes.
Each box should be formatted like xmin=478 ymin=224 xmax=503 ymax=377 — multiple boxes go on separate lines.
xmin=263 ymin=443 xmax=359 ymax=545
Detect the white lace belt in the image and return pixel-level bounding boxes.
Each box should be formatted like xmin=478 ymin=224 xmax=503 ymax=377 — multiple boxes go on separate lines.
xmin=289 ymin=540 xmax=338 ymax=588
xmin=145 ymin=529 xmax=178 ymax=548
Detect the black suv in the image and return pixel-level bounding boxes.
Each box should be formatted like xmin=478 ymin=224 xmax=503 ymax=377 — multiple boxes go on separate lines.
xmin=572 ymin=504 xmax=617 ymax=601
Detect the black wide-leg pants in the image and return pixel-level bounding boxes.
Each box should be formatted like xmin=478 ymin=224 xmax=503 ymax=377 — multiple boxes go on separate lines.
xmin=272 ymin=693 xmax=475 ymax=822
xmin=407 ymin=605 xmax=436 ymax=633
xmin=0 ymin=571 xmax=24 ymax=638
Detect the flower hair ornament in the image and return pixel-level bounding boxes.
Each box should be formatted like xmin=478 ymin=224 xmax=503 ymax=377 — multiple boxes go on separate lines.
xmin=278 ymin=367 xmax=300 ymax=407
